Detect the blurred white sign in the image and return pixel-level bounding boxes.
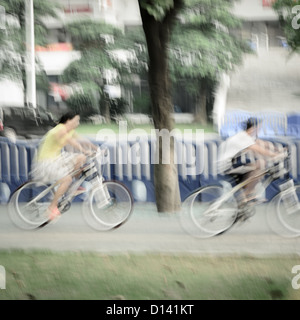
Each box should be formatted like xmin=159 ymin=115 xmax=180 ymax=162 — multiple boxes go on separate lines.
xmin=292 ymin=265 xmax=300 ymax=290
xmin=104 ymin=84 xmax=121 ymax=99
xmin=0 ymin=79 xmax=24 ymax=107
xmin=0 ymin=265 xmax=5 ymax=289
xmin=0 ymin=5 xmax=5 ymax=29
xmin=292 ymin=5 xmax=300 ymax=30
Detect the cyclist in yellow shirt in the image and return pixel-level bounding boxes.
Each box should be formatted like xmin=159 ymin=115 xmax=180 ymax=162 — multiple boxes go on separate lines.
xmin=32 ymin=111 xmax=97 ymax=221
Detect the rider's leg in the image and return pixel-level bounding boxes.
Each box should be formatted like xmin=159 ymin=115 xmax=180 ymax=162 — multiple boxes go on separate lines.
xmin=48 ymin=174 xmax=73 ymax=213
xmin=47 ymin=154 xmax=87 ymax=215
xmin=75 ymin=154 xmax=86 ymax=170
xmin=243 ymin=159 xmax=265 ymax=200
xmin=73 ymin=154 xmax=86 ymax=178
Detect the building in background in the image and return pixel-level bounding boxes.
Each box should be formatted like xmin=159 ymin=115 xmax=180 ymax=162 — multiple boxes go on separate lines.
xmin=231 ymin=0 xmax=285 ymax=51
xmin=1 ymin=0 xmax=293 ymax=121
xmin=37 ymin=0 xmax=142 ymax=116
xmin=212 ymin=0 xmax=293 ymax=132
xmin=0 ymin=0 xmax=142 ymax=114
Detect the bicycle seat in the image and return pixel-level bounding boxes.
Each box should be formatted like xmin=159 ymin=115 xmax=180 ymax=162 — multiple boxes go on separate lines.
xmin=219 ymin=173 xmax=245 ymax=187
xmin=81 ymin=162 xmax=98 ymax=181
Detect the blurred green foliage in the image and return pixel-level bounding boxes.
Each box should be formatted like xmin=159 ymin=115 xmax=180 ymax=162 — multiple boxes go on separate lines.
xmin=61 ymin=19 xmax=130 ymax=121
xmin=272 ymin=0 xmax=300 ymax=53
xmin=0 ymin=0 xmax=61 ymax=91
xmin=133 ymin=93 xmax=151 ymax=114
xmin=110 ymin=97 xmax=128 ymax=120
xmin=65 ymin=92 xmax=98 ymax=121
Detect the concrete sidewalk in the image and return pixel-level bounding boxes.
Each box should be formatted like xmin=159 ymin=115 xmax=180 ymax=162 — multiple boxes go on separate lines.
xmin=1 ymin=202 xmax=300 ymax=256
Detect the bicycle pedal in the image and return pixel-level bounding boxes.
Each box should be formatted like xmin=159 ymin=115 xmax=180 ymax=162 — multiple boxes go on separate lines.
xmin=36 ymin=219 xmax=51 ymax=229
xmin=236 ymin=215 xmax=249 ymax=223
xmin=58 ymin=201 xmax=71 ymax=214
xmin=236 ymin=209 xmax=254 ymax=223
xmin=248 ymin=198 xmax=267 ymax=205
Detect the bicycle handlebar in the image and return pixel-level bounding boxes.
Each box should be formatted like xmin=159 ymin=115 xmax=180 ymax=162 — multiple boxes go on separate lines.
xmin=86 ymin=148 xmax=108 ymax=160
xmin=272 ymin=149 xmax=288 ymax=163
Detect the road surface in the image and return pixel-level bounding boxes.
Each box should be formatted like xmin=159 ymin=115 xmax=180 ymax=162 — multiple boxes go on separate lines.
xmin=1 ymin=202 xmax=300 ymax=256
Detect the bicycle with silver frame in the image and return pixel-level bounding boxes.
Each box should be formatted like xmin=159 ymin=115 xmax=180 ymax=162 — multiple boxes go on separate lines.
xmin=180 ymin=145 xmax=300 ymax=238
xmin=8 ymin=147 xmax=134 ymax=231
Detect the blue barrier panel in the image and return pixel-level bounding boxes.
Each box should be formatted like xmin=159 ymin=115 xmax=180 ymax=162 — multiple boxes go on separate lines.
xmin=220 ymin=110 xmax=251 ymax=138
xmin=9 ymin=144 xmax=20 ymax=191
xmin=257 ymin=111 xmax=286 ymax=138
xmin=287 ymin=113 xmax=300 ymax=137
xmin=0 ymin=141 xmax=10 ymax=185
xmin=178 ymin=175 xmax=201 ymax=201
xmin=220 ymin=110 xmax=287 ymax=139
xmin=1 ymin=135 xmax=300 ymax=205
xmin=287 ymin=113 xmax=300 ymax=125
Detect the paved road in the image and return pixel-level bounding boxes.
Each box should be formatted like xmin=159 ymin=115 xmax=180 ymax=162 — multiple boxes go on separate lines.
xmin=1 ymin=202 xmax=300 ymax=256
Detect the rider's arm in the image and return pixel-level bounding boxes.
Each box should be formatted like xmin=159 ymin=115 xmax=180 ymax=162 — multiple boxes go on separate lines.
xmin=69 ymin=133 xmax=97 ymax=155
xmin=78 ymin=138 xmax=99 ymax=151
xmin=71 ymin=131 xmax=98 ymax=152
xmin=248 ymin=143 xmax=278 ymax=158
xmin=68 ymin=137 xmax=88 ymax=154
xmin=55 ymin=126 xmax=87 ymax=154
xmin=255 ymin=138 xmax=269 ymax=148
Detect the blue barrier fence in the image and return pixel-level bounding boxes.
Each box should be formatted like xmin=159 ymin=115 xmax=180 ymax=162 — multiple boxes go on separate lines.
xmin=1 ymin=136 xmax=300 ymax=204
xmin=220 ymin=110 xmax=300 ymax=139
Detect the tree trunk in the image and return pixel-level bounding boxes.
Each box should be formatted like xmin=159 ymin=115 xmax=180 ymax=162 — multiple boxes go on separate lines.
xmin=100 ymin=90 xmax=111 ymax=123
xmin=22 ymin=65 xmax=27 ymax=106
xmin=103 ymin=96 xmax=111 ymax=124
xmin=138 ymin=1 xmax=183 ymax=213
xmin=194 ymin=79 xmax=207 ymax=125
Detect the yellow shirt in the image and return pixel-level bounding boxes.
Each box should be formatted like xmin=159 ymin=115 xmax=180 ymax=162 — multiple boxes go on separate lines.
xmin=37 ymin=124 xmax=75 ymax=161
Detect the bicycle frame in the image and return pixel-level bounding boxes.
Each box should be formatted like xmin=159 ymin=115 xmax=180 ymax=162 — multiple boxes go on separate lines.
xmin=180 ymin=150 xmax=300 ymax=238
xmin=204 ymin=167 xmax=274 ymax=214
xmin=9 ymin=149 xmax=134 ymax=231
xmin=24 ymin=152 xmax=104 ymax=210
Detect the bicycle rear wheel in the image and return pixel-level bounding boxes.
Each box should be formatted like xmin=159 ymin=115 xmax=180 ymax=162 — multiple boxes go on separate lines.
xmin=181 ymin=185 xmax=238 ymax=238
xmin=84 ymin=181 xmax=133 ymax=231
xmin=9 ymin=181 xmax=54 ymax=230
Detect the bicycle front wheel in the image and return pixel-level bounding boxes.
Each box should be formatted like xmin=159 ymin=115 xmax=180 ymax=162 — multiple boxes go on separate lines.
xmin=9 ymin=181 xmax=54 ymax=230
xmin=84 ymin=181 xmax=133 ymax=231
xmin=275 ymin=184 xmax=300 ymax=237
xmin=181 ymin=185 xmax=238 ymax=237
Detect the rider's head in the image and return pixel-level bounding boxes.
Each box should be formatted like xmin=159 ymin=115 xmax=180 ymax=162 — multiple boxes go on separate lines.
xmin=59 ymin=111 xmax=80 ymax=130
xmin=243 ymin=117 xmax=261 ymax=137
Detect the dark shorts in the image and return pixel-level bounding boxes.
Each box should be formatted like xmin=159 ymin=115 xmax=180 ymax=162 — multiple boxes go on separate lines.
xmin=225 ymin=154 xmax=256 ymax=175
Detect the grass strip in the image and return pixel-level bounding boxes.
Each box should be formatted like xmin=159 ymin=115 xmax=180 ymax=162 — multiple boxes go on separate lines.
xmin=0 ymin=250 xmax=299 ymax=300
